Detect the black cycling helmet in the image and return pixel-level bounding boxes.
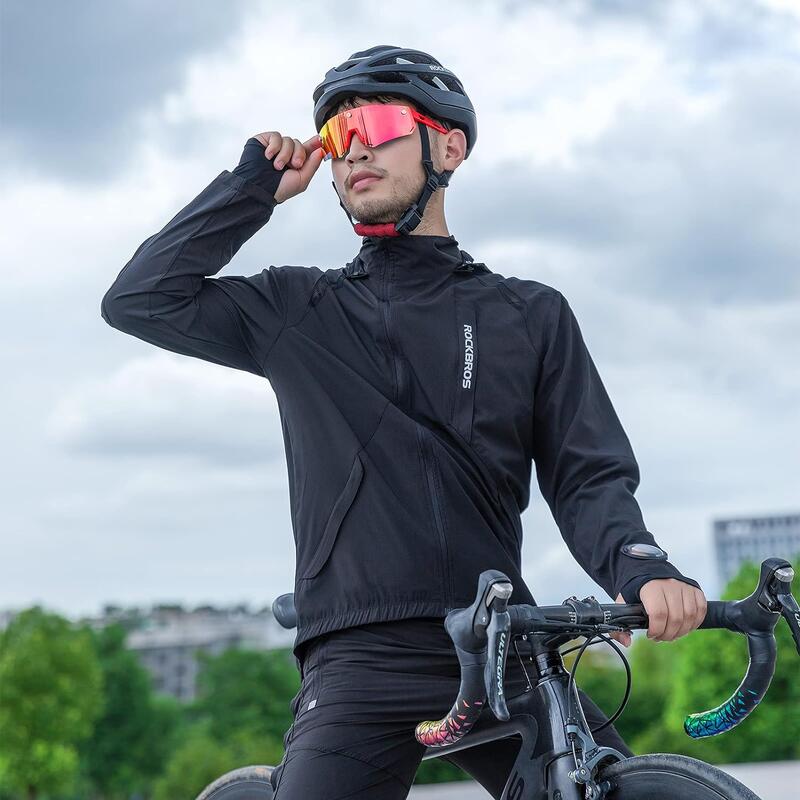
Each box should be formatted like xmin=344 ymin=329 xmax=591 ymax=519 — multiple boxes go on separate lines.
xmin=312 ymin=45 xmax=477 ymax=236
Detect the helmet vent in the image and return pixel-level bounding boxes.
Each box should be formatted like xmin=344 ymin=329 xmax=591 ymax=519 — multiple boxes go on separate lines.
xmin=420 ymin=73 xmax=464 ymax=94
xmin=373 ymin=53 xmax=434 ymax=66
xmin=371 ymin=71 xmax=412 ymax=84
xmin=428 ymin=75 xmax=449 ymax=91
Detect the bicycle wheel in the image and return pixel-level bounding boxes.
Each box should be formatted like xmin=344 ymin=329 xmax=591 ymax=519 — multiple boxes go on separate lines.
xmin=195 ymin=765 xmax=275 ymax=799
xmin=598 ymin=753 xmax=761 ymax=799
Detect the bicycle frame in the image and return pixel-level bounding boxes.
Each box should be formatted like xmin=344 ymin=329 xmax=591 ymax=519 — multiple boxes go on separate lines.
xmin=419 ymin=632 xmax=626 ymax=800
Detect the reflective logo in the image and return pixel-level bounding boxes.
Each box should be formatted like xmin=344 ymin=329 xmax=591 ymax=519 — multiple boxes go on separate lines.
xmin=462 ymin=323 xmax=474 ymax=389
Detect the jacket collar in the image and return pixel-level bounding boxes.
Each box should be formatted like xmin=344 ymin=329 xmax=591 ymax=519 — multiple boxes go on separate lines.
xmin=344 ymin=233 xmax=483 ymax=286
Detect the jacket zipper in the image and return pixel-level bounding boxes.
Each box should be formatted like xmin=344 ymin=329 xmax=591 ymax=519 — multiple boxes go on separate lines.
xmin=382 ymin=249 xmax=449 ymax=607
xmin=380 ymin=255 xmax=401 ymax=404
xmin=416 ymin=426 xmax=454 ymax=612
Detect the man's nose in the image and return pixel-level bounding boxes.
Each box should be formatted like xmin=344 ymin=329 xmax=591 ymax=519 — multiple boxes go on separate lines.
xmin=345 ymin=132 xmax=372 ymax=162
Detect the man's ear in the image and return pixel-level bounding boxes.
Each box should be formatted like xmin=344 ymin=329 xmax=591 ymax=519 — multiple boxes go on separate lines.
xmin=442 ymin=128 xmax=467 ymax=171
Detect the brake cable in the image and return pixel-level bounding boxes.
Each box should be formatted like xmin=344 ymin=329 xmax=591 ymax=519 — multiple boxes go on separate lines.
xmin=563 ymin=630 xmax=633 ymax=734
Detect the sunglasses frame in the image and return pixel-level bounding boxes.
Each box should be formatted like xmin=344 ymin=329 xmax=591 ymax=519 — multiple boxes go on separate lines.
xmin=319 ymin=103 xmax=450 ymax=161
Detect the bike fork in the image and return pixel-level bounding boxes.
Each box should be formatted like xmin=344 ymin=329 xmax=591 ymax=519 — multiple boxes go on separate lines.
xmin=524 ymin=647 xmax=626 ymax=799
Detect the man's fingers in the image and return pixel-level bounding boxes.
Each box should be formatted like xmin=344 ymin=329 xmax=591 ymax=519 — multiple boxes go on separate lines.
xmin=696 ymin=590 xmax=708 ymax=629
xmin=297 ymin=144 xmax=326 ymax=184
xmin=250 ymin=133 xmax=324 ymax=172
xmin=261 ymin=132 xmax=282 ymax=157
xmin=288 ymin=136 xmax=325 ymax=169
xmin=645 ymin=583 xmax=668 ymax=640
xmin=661 ymin=582 xmax=685 ymax=641
xmin=609 ymin=629 xmax=632 ymax=647
xmin=290 ymin=138 xmax=305 ymax=168
xmin=248 ymin=131 xmax=325 ymax=204
xmin=260 ymin=134 xmax=293 ymax=168
xmin=253 ymin=132 xmax=271 ymax=149
xmin=639 ymin=579 xmax=709 ymax=643
xmin=678 ymin=588 xmax=697 ymax=639
xmin=610 ymin=593 xmax=632 ymax=646
xmin=273 ymin=136 xmax=295 ymax=169
xmin=303 ymin=134 xmax=323 ymax=153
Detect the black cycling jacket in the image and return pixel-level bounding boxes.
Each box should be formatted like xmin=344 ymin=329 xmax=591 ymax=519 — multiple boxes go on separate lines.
xmin=101 ymin=146 xmax=700 ymax=660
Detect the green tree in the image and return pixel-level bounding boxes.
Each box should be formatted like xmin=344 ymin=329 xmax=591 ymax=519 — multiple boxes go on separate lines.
xmin=414 ymin=754 xmax=470 ymax=785
xmin=146 ymin=645 xmax=298 ymax=796
xmin=191 ymin=647 xmax=299 ymax=742
xmin=152 ymin=720 xmax=283 ymax=800
xmin=563 ymin=640 xmax=669 ymax=754
xmin=570 ymin=648 xmax=629 ymax=723
xmin=611 ymin=634 xmax=677 ymax=753
xmin=0 ymin=607 xmax=104 ymax=799
xmin=77 ymin=623 xmax=183 ymax=799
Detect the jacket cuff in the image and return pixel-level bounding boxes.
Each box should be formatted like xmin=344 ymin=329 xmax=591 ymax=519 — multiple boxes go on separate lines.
xmin=230 ymin=136 xmax=286 ymax=200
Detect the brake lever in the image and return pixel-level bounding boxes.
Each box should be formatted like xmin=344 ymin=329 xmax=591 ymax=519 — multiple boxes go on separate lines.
xmin=772 ymin=564 xmax=800 ymax=656
xmin=484 ymin=593 xmax=512 ymax=721
xmin=448 ymin=571 xmax=514 ymax=721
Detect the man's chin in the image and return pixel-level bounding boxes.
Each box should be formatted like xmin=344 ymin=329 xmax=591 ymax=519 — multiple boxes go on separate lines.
xmin=356 ymin=217 xmax=396 ymax=225
xmin=350 ymin=205 xmax=408 ymax=227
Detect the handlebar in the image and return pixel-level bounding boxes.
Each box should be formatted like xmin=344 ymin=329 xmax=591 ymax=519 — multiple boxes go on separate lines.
xmin=414 ymin=558 xmax=799 ymax=747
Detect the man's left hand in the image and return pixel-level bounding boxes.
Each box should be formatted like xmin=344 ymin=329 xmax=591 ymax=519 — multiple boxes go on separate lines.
xmin=608 ymin=578 xmax=707 ymax=647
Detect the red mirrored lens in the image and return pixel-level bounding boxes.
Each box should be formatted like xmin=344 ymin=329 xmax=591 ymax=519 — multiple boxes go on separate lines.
xmin=320 ymin=104 xmax=416 ymax=159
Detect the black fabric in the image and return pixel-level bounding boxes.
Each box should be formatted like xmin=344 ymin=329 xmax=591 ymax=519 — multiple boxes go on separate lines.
xmin=101 ymin=162 xmax=701 ymax=661
xmin=232 ymin=135 xmax=287 ymax=198
xmin=270 ymin=617 xmax=634 ymax=799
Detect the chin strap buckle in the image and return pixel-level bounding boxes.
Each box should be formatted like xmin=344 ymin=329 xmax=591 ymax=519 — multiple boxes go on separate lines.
xmin=395 ymin=206 xmax=424 ymax=234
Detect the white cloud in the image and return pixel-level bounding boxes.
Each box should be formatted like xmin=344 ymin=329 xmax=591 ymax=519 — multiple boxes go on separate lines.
xmin=45 ymin=350 xmax=284 ymax=463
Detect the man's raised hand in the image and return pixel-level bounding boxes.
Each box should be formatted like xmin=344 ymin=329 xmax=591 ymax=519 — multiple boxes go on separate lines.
xmin=253 ymin=131 xmax=326 ymax=204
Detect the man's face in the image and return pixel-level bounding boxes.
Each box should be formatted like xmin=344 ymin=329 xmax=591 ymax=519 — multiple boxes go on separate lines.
xmin=329 ymin=96 xmax=447 ymax=226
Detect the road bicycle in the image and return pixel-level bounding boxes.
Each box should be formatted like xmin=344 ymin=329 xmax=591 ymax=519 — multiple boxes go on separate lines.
xmin=196 ymin=557 xmax=800 ymax=799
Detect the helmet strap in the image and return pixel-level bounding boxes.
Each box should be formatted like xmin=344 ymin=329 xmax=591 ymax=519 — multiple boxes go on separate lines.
xmin=329 ymin=124 xmax=453 ymax=237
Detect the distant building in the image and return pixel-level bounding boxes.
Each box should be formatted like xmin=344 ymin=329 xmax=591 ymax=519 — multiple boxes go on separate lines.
xmin=85 ymin=602 xmax=296 ymax=703
xmin=713 ymin=512 xmax=800 ymax=586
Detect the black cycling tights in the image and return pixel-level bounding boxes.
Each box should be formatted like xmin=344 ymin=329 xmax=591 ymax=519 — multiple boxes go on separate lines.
xmin=270 ymin=617 xmax=633 ymax=799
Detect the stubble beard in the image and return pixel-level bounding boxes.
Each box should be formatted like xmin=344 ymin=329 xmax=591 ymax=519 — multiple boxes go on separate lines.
xmin=345 ymin=172 xmax=425 ymax=225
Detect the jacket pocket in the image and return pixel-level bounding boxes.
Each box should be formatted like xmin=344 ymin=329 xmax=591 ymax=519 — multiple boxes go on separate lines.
xmin=416 ymin=426 xmax=454 ymax=608
xmin=452 ymin=293 xmax=477 ymax=443
xmin=298 ymin=452 xmax=364 ymax=580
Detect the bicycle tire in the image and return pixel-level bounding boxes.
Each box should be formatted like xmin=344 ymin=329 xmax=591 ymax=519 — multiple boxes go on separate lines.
xmin=598 ymin=753 xmax=761 ymax=799
xmin=195 ymin=765 xmax=275 ymax=799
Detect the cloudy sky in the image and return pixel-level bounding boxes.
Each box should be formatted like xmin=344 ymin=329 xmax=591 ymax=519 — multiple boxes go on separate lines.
xmin=1 ymin=0 xmax=798 ymax=622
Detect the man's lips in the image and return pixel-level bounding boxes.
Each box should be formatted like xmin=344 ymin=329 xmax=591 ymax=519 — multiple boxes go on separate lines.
xmin=352 ymin=176 xmax=381 ymax=191
xmin=349 ymin=171 xmax=383 ymax=190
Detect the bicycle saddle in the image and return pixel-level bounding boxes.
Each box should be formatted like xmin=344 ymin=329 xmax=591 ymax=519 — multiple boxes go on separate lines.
xmin=272 ymin=592 xmax=297 ymax=629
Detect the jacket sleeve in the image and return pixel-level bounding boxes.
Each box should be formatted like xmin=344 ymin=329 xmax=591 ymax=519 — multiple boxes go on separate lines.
xmin=100 ymin=169 xmax=296 ymax=377
xmin=529 ymin=290 xmax=701 ymax=603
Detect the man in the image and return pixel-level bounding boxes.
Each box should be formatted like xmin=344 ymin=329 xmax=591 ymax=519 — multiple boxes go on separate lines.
xmin=102 ymin=45 xmax=706 ymax=799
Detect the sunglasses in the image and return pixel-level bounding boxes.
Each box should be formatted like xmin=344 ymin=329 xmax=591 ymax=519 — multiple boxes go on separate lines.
xmin=318 ymin=103 xmax=449 ymax=161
